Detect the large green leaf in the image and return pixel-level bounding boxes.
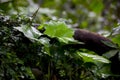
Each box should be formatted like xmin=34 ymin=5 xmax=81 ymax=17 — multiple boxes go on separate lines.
xmin=77 ymin=52 xmax=110 ymax=64
xmin=14 ymin=25 xmax=42 ymax=41
xmin=14 ymin=25 xmax=52 ymax=46
xmin=44 ymin=21 xmax=74 ymax=43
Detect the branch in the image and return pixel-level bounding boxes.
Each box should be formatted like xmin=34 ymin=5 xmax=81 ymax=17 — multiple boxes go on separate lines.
xmin=73 ymin=29 xmax=115 ymax=55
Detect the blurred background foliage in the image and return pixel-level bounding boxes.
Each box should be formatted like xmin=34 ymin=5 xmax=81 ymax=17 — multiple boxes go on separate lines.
xmin=0 ymin=0 xmax=119 ymax=31
xmin=0 ymin=0 xmax=120 ymax=80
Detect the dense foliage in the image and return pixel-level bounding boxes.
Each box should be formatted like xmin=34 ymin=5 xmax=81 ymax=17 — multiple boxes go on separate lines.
xmin=0 ymin=0 xmax=120 ymax=80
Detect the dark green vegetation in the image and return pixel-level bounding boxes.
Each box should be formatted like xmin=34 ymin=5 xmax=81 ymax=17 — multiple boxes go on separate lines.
xmin=0 ymin=0 xmax=120 ymax=80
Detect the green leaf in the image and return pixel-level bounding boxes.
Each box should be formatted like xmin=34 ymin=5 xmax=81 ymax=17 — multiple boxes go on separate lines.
xmin=14 ymin=25 xmax=42 ymax=42
xmin=112 ymin=35 xmax=120 ymax=46
xmin=44 ymin=20 xmax=74 ymax=43
xmin=102 ymin=50 xmax=118 ymax=58
xmin=101 ymin=40 xmax=118 ymax=48
xmin=112 ymin=25 xmax=120 ymax=36
xmin=77 ymin=52 xmax=110 ymax=64
xmin=58 ymin=37 xmax=84 ymax=44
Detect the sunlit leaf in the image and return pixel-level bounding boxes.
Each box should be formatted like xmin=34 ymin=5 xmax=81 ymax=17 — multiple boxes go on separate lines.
xmin=112 ymin=25 xmax=120 ymax=36
xmin=44 ymin=21 xmax=74 ymax=43
xmin=77 ymin=52 xmax=110 ymax=63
